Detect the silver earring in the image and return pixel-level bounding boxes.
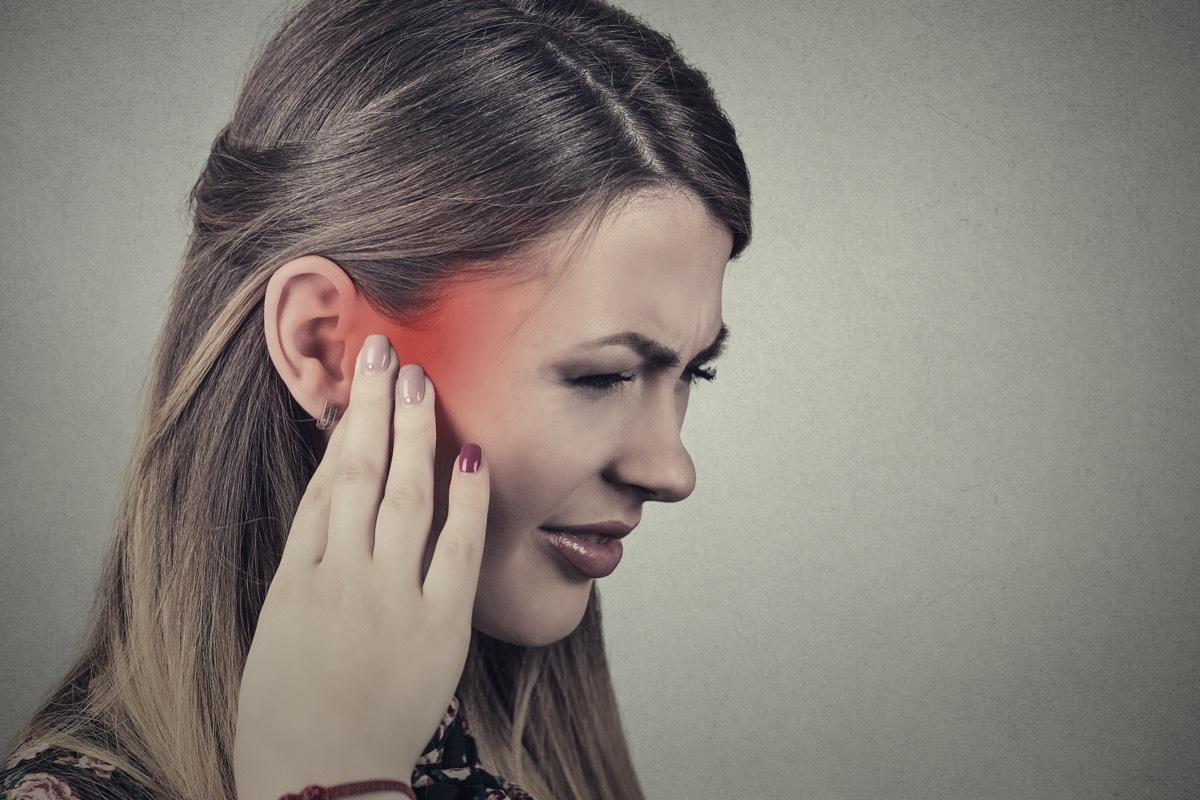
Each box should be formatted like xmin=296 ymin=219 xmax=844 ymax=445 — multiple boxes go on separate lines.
xmin=315 ymin=401 xmax=340 ymax=431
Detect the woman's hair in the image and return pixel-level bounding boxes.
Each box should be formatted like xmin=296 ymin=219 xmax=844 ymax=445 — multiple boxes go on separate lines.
xmin=14 ymin=0 xmax=750 ymax=797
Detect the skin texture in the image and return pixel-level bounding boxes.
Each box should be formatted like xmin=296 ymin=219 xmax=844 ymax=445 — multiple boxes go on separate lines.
xmin=264 ymin=189 xmax=734 ymax=646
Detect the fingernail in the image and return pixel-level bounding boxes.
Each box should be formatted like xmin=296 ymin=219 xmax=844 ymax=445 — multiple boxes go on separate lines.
xmin=458 ymin=443 xmax=482 ymax=473
xmin=398 ymin=363 xmax=426 ymax=405
xmin=362 ymin=335 xmax=392 ymax=374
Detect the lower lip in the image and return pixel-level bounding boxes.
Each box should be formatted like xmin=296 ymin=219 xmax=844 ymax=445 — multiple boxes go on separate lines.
xmin=536 ymin=528 xmax=624 ymax=579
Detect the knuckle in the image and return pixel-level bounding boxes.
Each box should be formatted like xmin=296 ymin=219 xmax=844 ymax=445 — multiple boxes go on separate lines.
xmin=350 ymin=390 xmax=392 ymax=409
xmin=313 ymin=567 xmax=389 ymax=620
xmin=393 ymin=411 xmax=435 ymax=438
xmin=381 ymin=482 xmax=428 ymax=513
xmin=311 ymin=568 xmax=352 ymax=607
xmin=333 ymin=458 xmax=381 ymax=485
xmin=299 ymin=480 xmax=330 ymax=509
xmin=451 ymin=490 xmax=489 ymax=516
xmin=314 ymin=564 xmax=362 ymax=599
xmin=438 ymin=531 xmax=482 ymax=563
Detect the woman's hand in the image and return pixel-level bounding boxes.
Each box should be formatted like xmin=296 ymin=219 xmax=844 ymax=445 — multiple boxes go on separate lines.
xmin=233 ymin=335 xmax=489 ymax=800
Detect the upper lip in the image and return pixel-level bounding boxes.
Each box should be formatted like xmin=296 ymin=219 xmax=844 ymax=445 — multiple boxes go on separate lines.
xmin=540 ymin=521 xmax=635 ymax=539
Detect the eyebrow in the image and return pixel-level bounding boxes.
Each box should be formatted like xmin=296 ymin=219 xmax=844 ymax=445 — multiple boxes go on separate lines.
xmin=580 ymin=324 xmax=729 ymax=368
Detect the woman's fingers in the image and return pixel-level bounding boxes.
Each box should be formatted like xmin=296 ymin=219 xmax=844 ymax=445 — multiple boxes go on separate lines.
xmin=277 ymin=403 xmax=348 ymax=571
xmin=242 ymin=336 xmax=489 ymax=798
xmin=422 ymin=444 xmax=489 ymax=621
xmin=323 ymin=334 xmax=399 ymax=564
xmin=278 ymin=333 xmax=486 ymax=628
xmin=373 ymin=364 xmax=437 ymax=574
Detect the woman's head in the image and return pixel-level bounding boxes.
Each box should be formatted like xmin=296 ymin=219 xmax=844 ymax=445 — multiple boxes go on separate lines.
xmin=189 ymin=0 xmax=751 ymax=643
xmin=265 ymin=188 xmax=733 ymax=646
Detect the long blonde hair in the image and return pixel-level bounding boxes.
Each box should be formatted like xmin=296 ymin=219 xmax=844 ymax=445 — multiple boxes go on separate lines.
xmin=13 ymin=1 xmax=750 ymax=797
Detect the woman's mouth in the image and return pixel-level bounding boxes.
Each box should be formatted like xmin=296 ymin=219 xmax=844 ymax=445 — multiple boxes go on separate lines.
xmin=535 ymin=522 xmax=632 ymax=579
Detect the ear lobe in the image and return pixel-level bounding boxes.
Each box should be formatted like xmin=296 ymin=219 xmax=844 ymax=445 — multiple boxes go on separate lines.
xmin=264 ymin=256 xmax=362 ymax=424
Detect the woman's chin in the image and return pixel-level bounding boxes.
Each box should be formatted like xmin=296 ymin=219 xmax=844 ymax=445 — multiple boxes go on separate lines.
xmin=471 ymin=583 xmax=592 ymax=647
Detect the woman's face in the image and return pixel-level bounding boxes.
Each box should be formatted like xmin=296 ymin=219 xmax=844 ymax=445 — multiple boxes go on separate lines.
xmin=387 ymin=189 xmax=733 ymax=646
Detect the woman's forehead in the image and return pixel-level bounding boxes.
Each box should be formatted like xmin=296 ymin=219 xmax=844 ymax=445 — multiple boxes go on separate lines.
xmin=442 ymin=193 xmax=729 ymax=350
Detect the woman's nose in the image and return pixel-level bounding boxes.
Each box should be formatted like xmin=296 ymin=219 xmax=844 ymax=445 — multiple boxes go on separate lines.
xmin=603 ymin=394 xmax=697 ymax=503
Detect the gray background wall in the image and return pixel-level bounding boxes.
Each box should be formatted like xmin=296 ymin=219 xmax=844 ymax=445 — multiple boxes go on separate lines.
xmin=2 ymin=1 xmax=1197 ymax=798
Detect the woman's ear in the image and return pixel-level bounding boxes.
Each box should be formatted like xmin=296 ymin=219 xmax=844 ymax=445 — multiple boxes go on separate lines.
xmin=264 ymin=255 xmax=366 ymax=427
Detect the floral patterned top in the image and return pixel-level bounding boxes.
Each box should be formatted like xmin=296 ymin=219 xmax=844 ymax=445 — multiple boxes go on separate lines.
xmin=1 ymin=696 xmax=532 ymax=800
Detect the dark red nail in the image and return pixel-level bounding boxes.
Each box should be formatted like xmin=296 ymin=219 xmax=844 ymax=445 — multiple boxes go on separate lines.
xmin=458 ymin=443 xmax=482 ymax=473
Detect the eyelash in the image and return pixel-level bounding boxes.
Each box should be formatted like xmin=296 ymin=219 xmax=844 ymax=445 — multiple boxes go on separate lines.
xmin=571 ymin=365 xmax=718 ymax=394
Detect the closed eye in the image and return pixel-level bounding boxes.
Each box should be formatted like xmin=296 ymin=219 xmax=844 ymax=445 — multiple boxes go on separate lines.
xmin=559 ymin=325 xmax=728 ymax=396
xmin=572 ymin=363 xmax=717 ymax=395
xmin=570 ymin=372 xmax=635 ymax=395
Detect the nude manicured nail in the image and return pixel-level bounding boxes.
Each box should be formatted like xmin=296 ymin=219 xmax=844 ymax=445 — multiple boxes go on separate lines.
xmin=458 ymin=443 xmax=482 ymax=473
xmin=398 ymin=363 xmax=426 ymax=405
xmin=362 ymin=335 xmax=392 ymax=374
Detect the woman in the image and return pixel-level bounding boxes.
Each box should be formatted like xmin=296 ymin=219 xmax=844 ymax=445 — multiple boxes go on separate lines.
xmin=2 ymin=0 xmax=750 ymax=797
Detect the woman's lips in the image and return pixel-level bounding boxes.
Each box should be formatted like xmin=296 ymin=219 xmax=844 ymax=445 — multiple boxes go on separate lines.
xmin=535 ymin=522 xmax=631 ymax=579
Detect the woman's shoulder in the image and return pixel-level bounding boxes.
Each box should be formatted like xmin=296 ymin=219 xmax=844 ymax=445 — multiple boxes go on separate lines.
xmin=1 ymin=739 xmax=157 ymax=800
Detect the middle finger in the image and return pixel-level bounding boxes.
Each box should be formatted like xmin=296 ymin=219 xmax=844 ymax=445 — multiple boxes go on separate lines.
xmin=372 ymin=362 xmax=436 ymax=575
